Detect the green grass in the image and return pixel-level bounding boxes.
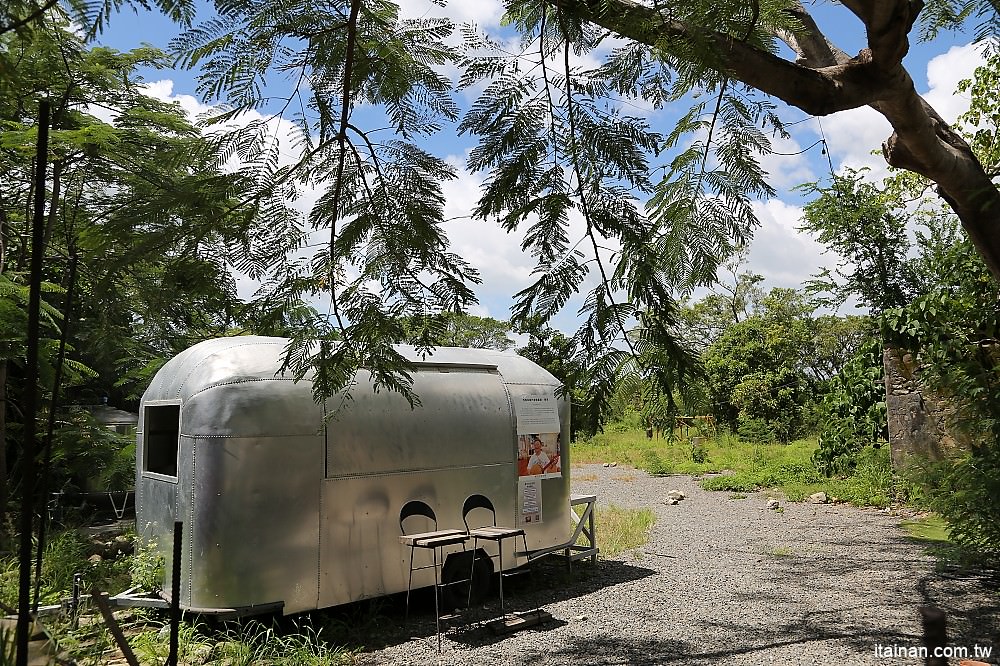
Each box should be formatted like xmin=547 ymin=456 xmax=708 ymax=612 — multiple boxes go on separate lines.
xmin=575 ymin=503 xmax=655 ymax=558
xmin=128 ymin=617 xmax=357 ymax=666
xmin=896 ymin=513 xmax=986 ymax=567
xmin=573 ymin=427 xmax=900 ymax=508
xmin=0 ymin=528 xmax=134 ymax=610
xmin=900 ymin=514 xmax=950 ymax=542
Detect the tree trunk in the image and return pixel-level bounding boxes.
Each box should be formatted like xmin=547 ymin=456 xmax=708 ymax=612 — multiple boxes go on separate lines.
xmin=0 ymin=359 xmax=7 ymax=550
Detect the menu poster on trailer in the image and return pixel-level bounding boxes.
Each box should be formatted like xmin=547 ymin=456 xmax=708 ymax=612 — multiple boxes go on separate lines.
xmin=515 ymin=393 xmax=561 ymax=435
xmin=520 ymin=477 xmax=542 ymax=525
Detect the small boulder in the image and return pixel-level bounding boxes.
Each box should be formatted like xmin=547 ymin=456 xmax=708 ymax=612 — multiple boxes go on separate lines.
xmin=807 ymin=492 xmax=828 ymax=504
xmin=110 ymin=536 xmax=133 ymax=557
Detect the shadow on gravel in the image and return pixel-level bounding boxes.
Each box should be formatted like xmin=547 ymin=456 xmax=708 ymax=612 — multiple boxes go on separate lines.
xmin=330 ymin=509 xmax=999 ymax=662
xmin=326 ymin=557 xmax=657 ymax=653
xmin=720 ymin=531 xmax=1000 ymax=657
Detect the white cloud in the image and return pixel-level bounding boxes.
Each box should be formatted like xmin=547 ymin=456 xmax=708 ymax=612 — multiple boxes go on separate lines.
xmin=758 ymin=134 xmax=817 ymax=190
xmin=820 ymin=105 xmax=892 ymax=178
xmin=398 ymin=0 xmax=505 ymax=29
xmin=922 ymin=41 xmax=986 ymax=124
xmin=746 ymin=199 xmax=828 ymax=290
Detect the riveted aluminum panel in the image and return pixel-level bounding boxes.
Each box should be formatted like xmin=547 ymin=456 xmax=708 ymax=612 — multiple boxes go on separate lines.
xmin=135 ymin=474 xmax=177 ymax=567
xmin=188 ymin=433 xmax=322 ymax=614
xmin=327 ymin=367 xmax=512 ymax=477
xmin=318 ymin=464 xmax=517 ymax=606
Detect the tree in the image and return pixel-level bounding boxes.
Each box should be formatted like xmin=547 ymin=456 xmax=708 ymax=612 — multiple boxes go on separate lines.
xmin=879 ymin=217 xmax=1000 ymax=557
xmin=0 ymin=17 xmax=285 ymax=541
xmin=799 ymin=169 xmax=920 ymax=313
xmin=812 ymin=338 xmax=888 ymax=475
xmin=806 ymin=314 xmax=873 ymax=386
xmin=703 ymin=287 xmax=814 ymax=442
xmin=675 ymin=252 xmax=766 ymax=353
xmin=400 ymin=312 xmax=514 ymax=350
xmin=536 ymin=0 xmax=1000 ymax=283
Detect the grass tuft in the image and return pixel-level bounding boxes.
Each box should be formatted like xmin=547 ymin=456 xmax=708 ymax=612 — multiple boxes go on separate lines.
xmin=578 ymin=504 xmax=655 ymax=558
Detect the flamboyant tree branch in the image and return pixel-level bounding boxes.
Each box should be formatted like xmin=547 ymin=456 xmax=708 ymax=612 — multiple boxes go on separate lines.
xmin=777 ymin=3 xmax=850 ymax=67
xmin=546 ymin=0 xmax=1000 ymax=280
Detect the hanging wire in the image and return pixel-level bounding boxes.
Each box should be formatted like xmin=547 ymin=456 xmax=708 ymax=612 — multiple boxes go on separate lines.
xmin=816 ymin=116 xmax=837 ymax=181
xmin=770 ymin=138 xmax=826 ymax=155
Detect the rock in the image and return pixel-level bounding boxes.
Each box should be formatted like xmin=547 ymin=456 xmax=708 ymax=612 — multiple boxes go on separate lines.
xmin=110 ymin=536 xmax=134 ymax=557
xmin=807 ymin=492 xmax=828 ymax=504
xmin=766 ymin=498 xmax=780 ymax=510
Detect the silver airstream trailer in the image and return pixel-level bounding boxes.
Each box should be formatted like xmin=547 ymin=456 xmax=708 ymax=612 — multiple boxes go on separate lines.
xmin=132 ymin=336 xmax=572 ymax=616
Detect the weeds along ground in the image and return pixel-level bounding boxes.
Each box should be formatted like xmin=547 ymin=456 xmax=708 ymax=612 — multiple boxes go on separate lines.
xmin=572 ymin=427 xmax=900 ymax=507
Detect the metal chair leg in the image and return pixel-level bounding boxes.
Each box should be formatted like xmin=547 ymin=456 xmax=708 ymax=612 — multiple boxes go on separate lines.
xmin=433 ymin=547 xmax=441 ymax=652
xmin=405 ymin=544 xmax=414 ymax=623
xmin=497 ymin=539 xmax=505 ymax=616
xmin=467 ymin=538 xmax=478 ymax=608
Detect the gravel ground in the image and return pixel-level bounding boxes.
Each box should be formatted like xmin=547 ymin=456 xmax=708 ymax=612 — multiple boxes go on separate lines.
xmin=357 ymin=464 xmax=1000 ymax=665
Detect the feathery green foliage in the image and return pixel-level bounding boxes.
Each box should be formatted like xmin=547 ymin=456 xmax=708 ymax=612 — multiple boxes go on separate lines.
xmin=174 ymin=0 xmax=479 ymax=406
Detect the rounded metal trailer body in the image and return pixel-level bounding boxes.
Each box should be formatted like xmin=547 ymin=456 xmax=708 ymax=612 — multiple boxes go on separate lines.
xmin=133 ymin=336 xmax=571 ymax=616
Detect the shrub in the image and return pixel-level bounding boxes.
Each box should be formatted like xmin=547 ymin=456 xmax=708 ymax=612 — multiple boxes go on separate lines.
xmin=813 ymin=338 xmax=887 ymax=476
xmin=737 ymin=417 xmax=775 ymax=445
xmin=639 ymin=450 xmax=673 ymax=476
xmin=690 ymin=441 xmax=709 ymax=463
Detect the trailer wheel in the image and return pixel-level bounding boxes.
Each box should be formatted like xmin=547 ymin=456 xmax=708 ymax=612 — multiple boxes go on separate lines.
xmin=441 ymin=550 xmax=493 ymax=611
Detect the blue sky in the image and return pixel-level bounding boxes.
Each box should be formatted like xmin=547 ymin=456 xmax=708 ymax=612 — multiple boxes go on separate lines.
xmin=91 ymin=1 xmax=985 ymax=335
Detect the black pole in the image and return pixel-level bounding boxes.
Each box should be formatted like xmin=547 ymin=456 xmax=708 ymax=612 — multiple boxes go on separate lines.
xmin=167 ymin=521 xmax=182 ymax=666
xmin=33 ymin=249 xmax=77 ymax=611
xmin=16 ymin=99 xmax=50 ymax=666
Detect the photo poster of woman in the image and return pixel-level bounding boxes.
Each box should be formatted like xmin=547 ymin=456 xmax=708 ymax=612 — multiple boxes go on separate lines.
xmin=515 ymin=392 xmax=563 ymax=479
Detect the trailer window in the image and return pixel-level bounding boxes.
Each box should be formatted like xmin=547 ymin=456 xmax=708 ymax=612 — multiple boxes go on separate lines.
xmin=144 ymin=405 xmax=179 ymax=477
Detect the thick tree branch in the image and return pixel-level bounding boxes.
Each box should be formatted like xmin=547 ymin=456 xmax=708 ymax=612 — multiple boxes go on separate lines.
xmin=546 ymin=0 xmax=1000 ymax=280
xmin=0 ymin=0 xmax=59 ymax=37
xmin=554 ymin=0 xmax=898 ymax=115
xmin=777 ymin=2 xmax=850 ymax=67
